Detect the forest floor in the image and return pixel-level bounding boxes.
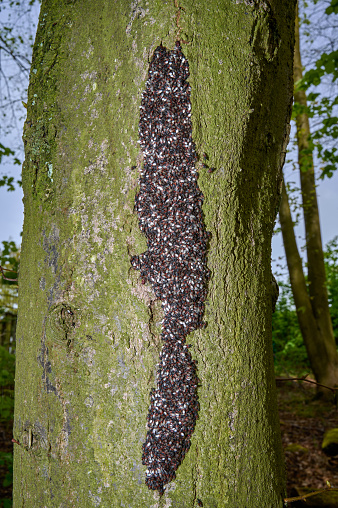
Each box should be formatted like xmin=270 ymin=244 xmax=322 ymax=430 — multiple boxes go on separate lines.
xmin=0 ymin=381 xmax=337 ymax=507
xmin=277 ymin=378 xmax=338 ymax=507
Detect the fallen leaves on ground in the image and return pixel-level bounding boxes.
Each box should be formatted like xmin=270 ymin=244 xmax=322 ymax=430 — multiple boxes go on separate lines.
xmin=277 ymin=378 xmax=338 ymax=501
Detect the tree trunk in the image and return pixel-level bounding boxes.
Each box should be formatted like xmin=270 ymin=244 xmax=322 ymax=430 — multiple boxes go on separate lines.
xmin=14 ymin=0 xmax=295 ymax=506
xmin=279 ymin=177 xmax=335 ymax=380
xmin=279 ymin=3 xmax=338 ymax=393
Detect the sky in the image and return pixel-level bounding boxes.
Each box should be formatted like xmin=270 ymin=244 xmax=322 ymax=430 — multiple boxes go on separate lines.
xmin=0 ymin=0 xmax=39 ymax=247
xmin=0 ymin=1 xmax=337 ymax=282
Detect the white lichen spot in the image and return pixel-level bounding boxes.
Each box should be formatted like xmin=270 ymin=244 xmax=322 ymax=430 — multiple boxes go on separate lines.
xmin=126 ymin=1 xmax=148 ymax=35
xmin=81 ymin=70 xmax=98 ymax=82
xmin=88 ymin=491 xmax=101 ymax=507
xmin=84 ymin=139 xmax=109 ymax=174
xmin=46 ymin=162 xmax=53 ymax=182
xmin=114 ymin=315 xmax=122 ymax=332
xmin=150 ymin=488 xmax=174 ymax=507
xmin=84 ymin=396 xmax=94 ymax=407
xmin=83 ymin=43 xmax=94 ymax=59
xmin=93 ymin=92 xmax=103 ymax=106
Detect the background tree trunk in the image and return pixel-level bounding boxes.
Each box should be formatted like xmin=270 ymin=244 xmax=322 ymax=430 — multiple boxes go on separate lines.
xmin=279 ymin=3 xmax=338 ymax=393
xmin=14 ymin=0 xmax=295 ymax=506
xmin=279 ymin=177 xmax=333 ymax=379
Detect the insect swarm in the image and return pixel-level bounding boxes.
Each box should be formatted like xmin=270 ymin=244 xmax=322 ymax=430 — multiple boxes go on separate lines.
xmin=131 ymin=42 xmax=210 ymax=495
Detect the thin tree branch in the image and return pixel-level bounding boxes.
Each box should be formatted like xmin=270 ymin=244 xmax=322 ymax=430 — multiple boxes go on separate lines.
xmin=0 ymin=38 xmax=31 ymax=73
xmin=0 ymin=266 xmax=18 ymax=282
xmin=284 ymin=486 xmax=338 ymax=504
xmin=276 ymin=375 xmax=337 ymax=394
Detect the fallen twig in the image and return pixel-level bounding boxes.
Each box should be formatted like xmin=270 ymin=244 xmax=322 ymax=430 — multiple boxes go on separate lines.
xmin=284 ymin=485 xmax=338 ymax=504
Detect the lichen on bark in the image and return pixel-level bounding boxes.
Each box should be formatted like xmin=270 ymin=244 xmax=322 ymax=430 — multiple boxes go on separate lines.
xmin=14 ymin=0 xmax=295 ymax=506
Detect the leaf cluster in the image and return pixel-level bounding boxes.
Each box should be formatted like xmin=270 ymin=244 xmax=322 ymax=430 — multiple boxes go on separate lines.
xmin=292 ymin=0 xmax=338 ymax=179
xmin=0 ymin=346 xmax=15 ymax=423
xmin=273 ymin=237 xmax=338 ymax=374
xmin=0 ymin=451 xmax=13 ymax=489
xmin=0 ymin=241 xmax=19 ymax=284
xmin=324 ymin=236 xmax=338 ymax=341
xmin=272 ymin=282 xmax=310 ymax=375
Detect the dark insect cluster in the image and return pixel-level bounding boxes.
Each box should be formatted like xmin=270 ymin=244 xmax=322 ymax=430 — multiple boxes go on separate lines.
xmin=131 ymin=42 xmax=210 ymax=494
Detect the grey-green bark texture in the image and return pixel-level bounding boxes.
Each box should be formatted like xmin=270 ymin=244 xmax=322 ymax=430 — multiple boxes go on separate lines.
xmin=13 ymin=0 xmax=295 ymax=506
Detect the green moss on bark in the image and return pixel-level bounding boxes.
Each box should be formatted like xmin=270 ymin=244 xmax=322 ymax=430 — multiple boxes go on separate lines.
xmin=14 ymin=0 xmax=295 ymax=506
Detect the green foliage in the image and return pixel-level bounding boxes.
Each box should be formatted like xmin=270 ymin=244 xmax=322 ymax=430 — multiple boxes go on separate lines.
xmin=293 ymin=75 xmax=338 ymax=179
xmin=0 ymin=241 xmax=19 ymax=285
xmin=0 ymin=243 xmax=17 ymax=506
xmin=0 ymin=176 xmax=15 ymax=193
xmin=0 ymin=449 xmax=13 ymax=507
xmin=0 ymin=241 xmax=19 ymax=268
xmin=324 ymin=236 xmax=338 ymax=343
xmin=0 ymin=497 xmax=12 ymax=508
xmin=0 ymin=451 xmax=13 ymax=488
xmin=0 ymin=346 xmax=14 ymax=505
xmin=0 ymin=346 xmax=15 ymax=423
xmin=293 ymin=2 xmax=338 ymax=180
xmin=300 ymin=51 xmax=338 ymax=89
xmin=272 ymin=282 xmax=310 ymax=374
xmin=0 ymin=144 xmax=21 ymax=191
xmin=273 ymin=238 xmax=338 ymax=374
xmin=0 ymin=144 xmax=20 ymax=166
xmin=325 ymin=0 xmax=338 ymax=16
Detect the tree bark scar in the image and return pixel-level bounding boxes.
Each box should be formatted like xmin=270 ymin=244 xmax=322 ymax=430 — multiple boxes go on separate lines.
xmin=174 ymin=0 xmax=189 ymax=44
xmin=131 ymin=42 xmax=210 ymax=494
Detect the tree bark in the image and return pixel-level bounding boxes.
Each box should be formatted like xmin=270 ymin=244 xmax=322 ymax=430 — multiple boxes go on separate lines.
xmin=279 ymin=3 xmax=338 ymax=392
xmin=279 ymin=177 xmax=334 ymax=379
xmin=14 ymin=0 xmax=295 ymax=506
